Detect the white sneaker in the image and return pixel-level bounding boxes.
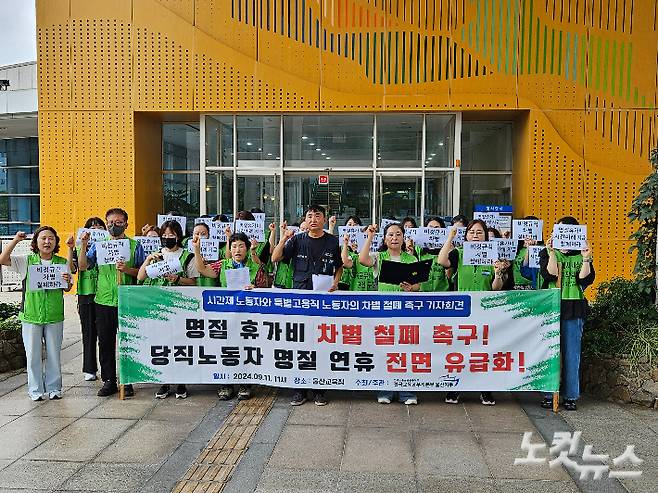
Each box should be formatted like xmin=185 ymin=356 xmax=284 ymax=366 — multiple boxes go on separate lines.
xmin=404 ymin=397 xmax=418 ymax=405
xmin=377 ymin=396 xmax=391 ymax=404
xmin=48 ymin=391 xmax=62 ymax=400
xmin=84 ymin=373 xmax=97 ymax=381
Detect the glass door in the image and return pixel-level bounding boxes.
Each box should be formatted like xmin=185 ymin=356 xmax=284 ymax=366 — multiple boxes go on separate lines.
xmin=236 ymin=170 xmax=280 ymax=225
xmin=376 ymin=172 xmax=422 ymax=223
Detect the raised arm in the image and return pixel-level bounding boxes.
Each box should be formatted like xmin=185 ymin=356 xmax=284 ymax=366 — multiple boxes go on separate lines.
xmin=358 ymin=224 xmax=377 ymax=266
xmin=192 ymin=237 xmax=219 ymax=278
xmin=437 ymin=226 xmax=458 ymax=268
xmin=341 ymin=235 xmax=354 ymax=268
xmin=0 ymin=231 xmax=26 ymax=266
xmin=271 ymin=221 xmax=293 ymax=263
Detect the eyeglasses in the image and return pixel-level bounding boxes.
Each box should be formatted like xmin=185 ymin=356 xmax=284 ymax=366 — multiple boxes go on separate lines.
xmin=108 ymin=221 xmax=126 ymax=227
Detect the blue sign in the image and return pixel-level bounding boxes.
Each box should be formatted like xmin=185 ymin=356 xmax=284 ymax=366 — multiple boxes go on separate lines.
xmin=474 ymin=205 xmax=513 ymax=213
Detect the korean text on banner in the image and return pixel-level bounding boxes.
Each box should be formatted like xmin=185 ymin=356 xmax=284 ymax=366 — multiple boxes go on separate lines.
xmin=118 ymin=287 xmax=561 ymax=392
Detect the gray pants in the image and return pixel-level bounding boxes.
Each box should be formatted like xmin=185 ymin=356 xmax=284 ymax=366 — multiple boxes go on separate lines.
xmin=21 ymin=322 xmax=63 ymax=399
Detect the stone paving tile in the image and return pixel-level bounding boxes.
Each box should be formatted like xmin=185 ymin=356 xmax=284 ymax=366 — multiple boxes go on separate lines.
xmin=414 ymin=429 xmax=491 ymax=478
xmin=340 ymin=426 xmax=414 ymax=474
xmin=0 ymin=459 xmax=81 ymax=490
xmin=95 ymin=419 xmax=198 ymax=464
xmin=417 ymin=476 xmax=496 ymax=492
xmin=286 ymin=398 xmax=350 ymax=427
xmin=0 ymin=415 xmax=17 ymax=428
xmin=496 ymin=479 xmax=580 ymax=492
xmin=336 ymin=471 xmax=417 ymax=493
xmin=254 ymin=467 xmax=340 ymax=493
xmin=0 ymin=462 xmax=12 ymax=473
xmin=267 ymin=424 xmax=345 ymax=470
xmin=407 ymin=401 xmax=471 ymax=431
xmin=0 ymin=389 xmax=46 ymax=416
xmin=0 ymin=416 xmax=76 ymax=460
xmin=84 ymin=397 xmax=156 ymax=420
xmin=348 ymin=400 xmax=410 ymax=428
xmin=61 ymin=462 xmax=159 ymax=492
xmin=464 ymin=399 xmax=537 ymax=433
xmin=26 ymin=418 xmax=135 ymax=462
xmin=26 ymin=395 xmax=103 ymax=419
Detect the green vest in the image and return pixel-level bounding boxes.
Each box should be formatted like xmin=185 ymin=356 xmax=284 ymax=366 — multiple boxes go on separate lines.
xmin=94 ymin=237 xmax=139 ymax=307
xmin=377 ymin=250 xmax=417 ymax=292
xmin=142 ymin=249 xmax=194 ymax=287
xmin=274 ymin=260 xmax=294 ymax=289
xmin=455 ymin=247 xmax=495 ymax=291
xmin=349 ymin=251 xmax=376 ymax=291
xmin=76 ymin=245 xmax=98 ymax=295
xmin=197 ymin=274 xmax=218 ymax=287
xmin=339 ymin=258 xmax=354 ymax=287
xmin=548 ymin=250 xmax=586 ymax=300
xmin=219 ymin=258 xmax=260 ymax=288
xmin=418 ymin=252 xmax=449 ymax=292
xmin=20 ymin=253 xmax=67 ymax=325
xmin=512 ymin=247 xmax=532 ymax=286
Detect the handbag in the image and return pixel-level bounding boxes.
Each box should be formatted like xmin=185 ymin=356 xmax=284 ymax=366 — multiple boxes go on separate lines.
xmin=254 ymin=264 xmax=272 ymax=288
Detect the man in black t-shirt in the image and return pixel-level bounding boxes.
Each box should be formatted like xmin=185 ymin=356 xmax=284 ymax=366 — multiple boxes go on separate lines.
xmin=272 ymin=204 xmax=343 ymax=406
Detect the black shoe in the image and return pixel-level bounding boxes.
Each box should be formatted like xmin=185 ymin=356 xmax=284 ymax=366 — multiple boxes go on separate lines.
xmin=97 ymin=381 xmax=118 ymax=397
xmin=290 ymin=391 xmax=307 ymax=406
xmin=314 ymin=392 xmax=328 ymax=406
xmin=480 ymin=392 xmax=496 ymax=406
xmin=540 ymin=397 xmax=553 ymax=409
xmin=237 ymin=386 xmax=251 ymax=400
xmin=123 ymin=384 xmax=134 ymax=398
xmin=563 ymin=399 xmax=577 ymax=411
xmin=217 ymin=385 xmax=234 ymax=400
xmin=445 ymin=392 xmax=460 ymax=404
xmin=155 ymin=385 xmax=170 ymax=399
xmin=175 ymin=385 xmax=188 ymax=399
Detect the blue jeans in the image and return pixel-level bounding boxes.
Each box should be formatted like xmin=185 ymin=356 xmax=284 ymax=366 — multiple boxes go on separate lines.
xmin=22 ymin=322 xmax=64 ymax=399
xmin=544 ymin=317 xmax=584 ymax=401
xmin=377 ymin=391 xmax=417 ymax=402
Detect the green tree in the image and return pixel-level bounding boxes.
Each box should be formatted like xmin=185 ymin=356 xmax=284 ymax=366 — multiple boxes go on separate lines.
xmin=628 ymin=147 xmax=658 ymax=300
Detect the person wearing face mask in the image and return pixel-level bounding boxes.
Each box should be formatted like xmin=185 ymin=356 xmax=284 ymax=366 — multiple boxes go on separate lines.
xmin=68 ymin=217 xmax=106 ymax=382
xmin=538 ymin=216 xmax=594 ymax=411
xmin=193 ymin=232 xmax=262 ymax=401
xmin=359 ymin=222 xmax=420 ymax=406
xmin=78 ymin=208 xmax=145 ymax=398
xmin=0 ymin=228 xmax=73 ymax=400
xmin=438 ymin=220 xmax=511 ymax=406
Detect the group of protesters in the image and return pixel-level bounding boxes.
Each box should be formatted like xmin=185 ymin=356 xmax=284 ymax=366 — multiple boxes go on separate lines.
xmin=0 ymin=203 xmax=594 ymax=412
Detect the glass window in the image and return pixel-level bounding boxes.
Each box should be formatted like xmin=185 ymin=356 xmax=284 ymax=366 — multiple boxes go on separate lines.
xmin=237 ymin=116 xmax=280 ymax=166
xmin=163 ymin=124 xmax=200 ymax=171
xmin=460 ymin=122 xmax=512 ymax=171
xmin=376 ymin=114 xmax=422 ymax=168
xmin=163 ymin=173 xmax=200 ymax=223
xmin=283 ymin=174 xmax=326 ymax=223
xmin=205 ymin=116 xmax=234 ymax=167
xmin=0 ymin=196 xmax=39 ymax=222
xmin=205 ymin=170 xmax=234 ymax=219
xmin=425 ymin=115 xmax=455 ymax=168
xmin=237 ymin=175 xmax=279 ymax=224
xmin=459 ymin=174 xmax=512 ymax=218
xmin=0 ymin=222 xmax=39 ymax=235
xmin=330 ymin=175 xmax=373 ymax=226
xmin=0 ymin=168 xmax=39 ymax=194
xmin=378 ymin=175 xmax=421 ymax=222
xmin=424 ymin=172 xmax=454 ymax=220
xmin=284 ymin=115 xmax=373 ymax=167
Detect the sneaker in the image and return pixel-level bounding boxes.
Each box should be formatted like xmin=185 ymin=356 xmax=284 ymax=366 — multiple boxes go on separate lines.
xmin=314 ymin=393 xmax=328 ymax=406
xmin=97 ymin=381 xmax=118 ymax=397
xmin=175 ymin=385 xmax=188 ymax=399
xmin=217 ymin=386 xmax=234 ymax=400
xmin=290 ymin=391 xmax=307 ymax=406
xmin=84 ymin=372 xmax=97 ymax=381
xmin=123 ymin=384 xmax=135 ymax=398
xmin=30 ymin=394 xmax=44 ymax=401
xmin=237 ymin=386 xmax=252 ymax=401
xmin=48 ymin=391 xmax=62 ymax=400
xmin=377 ymin=396 xmax=392 ymax=404
xmin=480 ymin=392 xmax=496 ymax=406
xmin=403 ymin=397 xmax=418 ymax=405
xmin=445 ymin=392 xmax=460 ymax=404
xmin=155 ymin=385 xmax=170 ymax=399
xmin=540 ymin=397 xmax=553 ymax=409
xmin=563 ymin=399 xmax=577 ymax=411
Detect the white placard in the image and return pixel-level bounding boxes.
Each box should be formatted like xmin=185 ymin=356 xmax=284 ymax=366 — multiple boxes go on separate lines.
xmin=134 ymin=236 xmax=162 ymax=255
xmin=286 ymin=226 xmax=300 ymax=235
xmin=312 ymin=274 xmax=334 ymax=291
xmin=234 ymin=220 xmax=265 ymax=242
xmin=188 ymin=239 xmax=221 ymax=261
xmin=409 ymin=227 xmax=448 ymax=249
xmin=462 ymin=241 xmax=497 ymax=266
xmin=76 ymin=228 xmax=107 ymax=246
xmin=224 ymin=267 xmax=251 ymax=289
xmin=379 ymin=218 xmax=399 ymax=233
xmin=493 ymin=239 xmax=518 ymax=260
xmin=145 ymin=256 xmax=182 ymax=279
xmin=252 ymin=213 xmax=266 ymax=223
xmin=96 ymin=240 xmax=131 ymax=265
xmin=552 ymin=224 xmax=587 ymax=250
xmin=338 ymin=226 xmax=367 ymax=248
xmin=474 ymin=212 xmax=512 ymax=233
xmin=512 ymin=220 xmax=544 ymax=241
xmin=453 ymin=227 xmax=467 ymax=247
xmin=195 ymin=217 xmax=213 ymax=227
xmin=157 ymin=215 xmax=187 ymax=232
xmin=528 ymin=246 xmax=544 ymax=269
xmin=28 ymin=264 xmax=69 ymax=290
xmin=209 ymin=221 xmax=233 ymax=242
xmin=369 ymin=232 xmax=383 ymax=253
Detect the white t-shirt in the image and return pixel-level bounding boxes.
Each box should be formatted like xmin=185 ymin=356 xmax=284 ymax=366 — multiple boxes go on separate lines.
xmin=9 ymin=255 xmax=52 ymax=281
xmin=161 ymin=248 xmax=199 ymax=278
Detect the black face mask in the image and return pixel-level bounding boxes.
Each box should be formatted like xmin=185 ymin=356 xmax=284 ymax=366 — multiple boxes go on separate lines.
xmin=108 ymin=224 xmax=126 ymax=237
xmin=162 ymin=237 xmax=178 ymax=249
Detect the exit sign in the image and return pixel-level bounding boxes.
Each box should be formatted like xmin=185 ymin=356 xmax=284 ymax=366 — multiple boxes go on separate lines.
xmin=318 ymin=174 xmax=329 ymax=185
